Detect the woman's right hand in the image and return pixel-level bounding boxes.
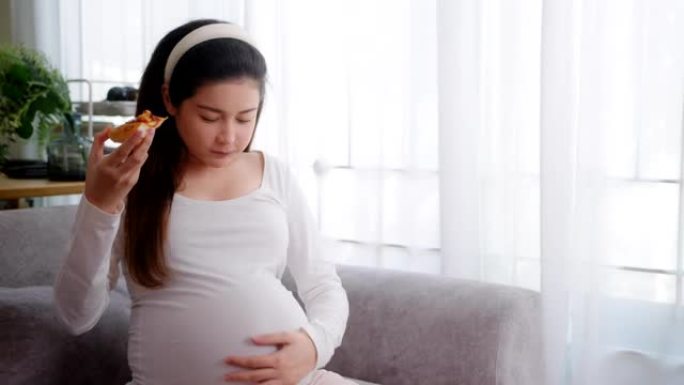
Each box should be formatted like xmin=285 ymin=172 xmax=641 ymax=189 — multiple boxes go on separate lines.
xmin=84 ymin=128 xmax=154 ymax=214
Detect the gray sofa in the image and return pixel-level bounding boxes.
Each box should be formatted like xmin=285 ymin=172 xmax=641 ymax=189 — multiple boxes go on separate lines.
xmin=0 ymin=204 xmax=543 ymax=385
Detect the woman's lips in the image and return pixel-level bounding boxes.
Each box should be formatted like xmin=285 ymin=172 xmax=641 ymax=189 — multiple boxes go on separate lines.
xmin=211 ymin=150 xmax=234 ymax=157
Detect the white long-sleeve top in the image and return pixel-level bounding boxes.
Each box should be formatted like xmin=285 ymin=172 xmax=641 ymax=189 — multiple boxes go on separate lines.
xmin=53 ymin=153 xmax=349 ymax=385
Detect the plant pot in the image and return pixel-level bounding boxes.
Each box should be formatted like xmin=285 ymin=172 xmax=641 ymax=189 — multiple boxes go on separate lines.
xmin=6 ymin=133 xmax=47 ymax=161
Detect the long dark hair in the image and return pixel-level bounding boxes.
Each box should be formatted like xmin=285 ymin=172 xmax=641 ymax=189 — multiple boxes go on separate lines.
xmin=124 ymin=19 xmax=267 ymax=288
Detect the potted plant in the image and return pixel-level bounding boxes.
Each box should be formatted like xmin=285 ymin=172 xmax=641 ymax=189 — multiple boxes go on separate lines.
xmin=0 ymin=44 xmax=72 ymax=164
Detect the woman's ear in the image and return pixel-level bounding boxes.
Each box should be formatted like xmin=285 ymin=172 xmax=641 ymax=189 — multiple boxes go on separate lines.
xmin=161 ymin=84 xmax=177 ymax=116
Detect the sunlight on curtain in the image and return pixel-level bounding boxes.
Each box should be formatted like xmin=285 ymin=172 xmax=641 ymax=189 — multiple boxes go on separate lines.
xmin=438 ymin=0 xmax=542 ymax=287
xmin=58 ymin=0 xmax=245 ymax=101
xmin=246 ymin=0 xmax=440 ymax=272
xmin=540 ymin=0 xmax=684 ymax=382
xmin=439 ymin=0 xmax=684 ymax=384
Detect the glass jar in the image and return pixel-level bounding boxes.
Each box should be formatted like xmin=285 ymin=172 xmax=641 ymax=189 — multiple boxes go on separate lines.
xmin=47 ymin=113 xmax=91 ymax=181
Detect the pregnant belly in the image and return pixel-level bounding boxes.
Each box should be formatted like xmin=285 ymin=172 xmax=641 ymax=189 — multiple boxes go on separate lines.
xmin=128 ymin=277 xmax=309 ymax=385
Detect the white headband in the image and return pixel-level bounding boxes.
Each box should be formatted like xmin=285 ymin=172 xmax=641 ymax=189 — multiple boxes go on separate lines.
xmin=163 ymin=23 xmax=256 ymax=83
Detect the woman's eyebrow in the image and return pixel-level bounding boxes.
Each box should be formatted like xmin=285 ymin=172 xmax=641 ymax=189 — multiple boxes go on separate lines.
xmin=197 ymin=104 xmax=224 ymax=113
xmin=197 ymin=105 xmax=258 ymax=114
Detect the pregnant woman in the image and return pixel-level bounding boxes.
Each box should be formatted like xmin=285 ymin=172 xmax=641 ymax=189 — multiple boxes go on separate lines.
xmin=54 ymin=19 xmax=352 ymax=385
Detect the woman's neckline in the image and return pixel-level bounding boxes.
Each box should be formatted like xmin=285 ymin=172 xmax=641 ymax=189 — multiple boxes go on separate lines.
xmin=173 ymin=151 xmax=267 ymax=204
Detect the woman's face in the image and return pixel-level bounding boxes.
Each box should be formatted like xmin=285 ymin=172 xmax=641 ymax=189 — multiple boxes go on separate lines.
xmin=167 ymin=77 xmax=261 ymax=169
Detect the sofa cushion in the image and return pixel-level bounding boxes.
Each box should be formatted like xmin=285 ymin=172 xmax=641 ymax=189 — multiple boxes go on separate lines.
xmin=323 ymin=266 xmax=543 ymax=385
xmin=0 ymin=286 xmax=131 ymax=385
xmin=0 ymin=205 xmax=78 ymax=288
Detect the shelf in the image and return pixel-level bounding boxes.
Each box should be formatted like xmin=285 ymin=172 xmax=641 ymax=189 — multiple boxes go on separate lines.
xmin=74 ymin=101 xmax=136 ymax=117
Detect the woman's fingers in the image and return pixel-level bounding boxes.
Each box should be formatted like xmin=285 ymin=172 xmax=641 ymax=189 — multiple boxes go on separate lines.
xmin=107 ymin=129 xmax=148 ymax=166
xmin=118 ymin=131 xmax=154 ymax=174
xmin=225 ymin=353 xmax=278 ymax=369
xmin=88 ymin=128 xmax=110 ymax=165
xmin=224 ymin=329 xmax=314 ymax=385
xmin=224 ymin=368 xmax=277 ymax=383
xmin=82 ymin=128 xmax=153 ymax=215
xmin=251 ymin=331 xmax=294 ymax=346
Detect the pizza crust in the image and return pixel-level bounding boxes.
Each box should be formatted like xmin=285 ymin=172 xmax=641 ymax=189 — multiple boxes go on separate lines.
xmin=108 ymin=110 xmax=167 ymax=143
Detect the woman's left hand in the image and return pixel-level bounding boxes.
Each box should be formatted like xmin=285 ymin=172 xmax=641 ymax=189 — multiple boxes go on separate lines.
xmin=224 ymin=329 xmax=317 ymax=384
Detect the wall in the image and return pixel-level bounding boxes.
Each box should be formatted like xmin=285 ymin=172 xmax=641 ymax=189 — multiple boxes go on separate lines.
xmin=0 ymin=0 xmax=11 ymax=44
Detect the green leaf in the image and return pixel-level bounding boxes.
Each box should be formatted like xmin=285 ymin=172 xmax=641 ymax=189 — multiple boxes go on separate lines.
xmin=17 ymin=115 xmax=33 ymax=139
xmin=7 ymin=63 xmax=30 ymax=83
xmin=1 ymin=82 xmax=23 ymax=101
xmin=32 ymin=93 xmax=60 ymax=116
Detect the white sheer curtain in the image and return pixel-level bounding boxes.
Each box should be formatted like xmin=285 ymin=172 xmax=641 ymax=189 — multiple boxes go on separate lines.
xmin=10 ymin=0 xmax=61 ymax=67
xmin=541 ymin=1 xmax=684 ymax=383
xmin=245 ymin=0 xmax=441 ymax=272
xmin=57 ymin=0 xmax=247 ymax=104
xmin=17 ymin=0 xmax=684 ymax=383
xmin=439 ymin=0 xmax=684 ymax=384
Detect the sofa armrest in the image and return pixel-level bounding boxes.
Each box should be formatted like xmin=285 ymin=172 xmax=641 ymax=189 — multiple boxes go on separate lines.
xmin=325 ymin=265 xmax=543 ymax=385
xmin=0 ymin=286 xmax=131 ymax=385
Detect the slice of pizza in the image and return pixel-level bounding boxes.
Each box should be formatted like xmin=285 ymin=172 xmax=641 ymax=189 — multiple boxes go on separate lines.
xmin=108 ymin=110 xmax=167 ymax=143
